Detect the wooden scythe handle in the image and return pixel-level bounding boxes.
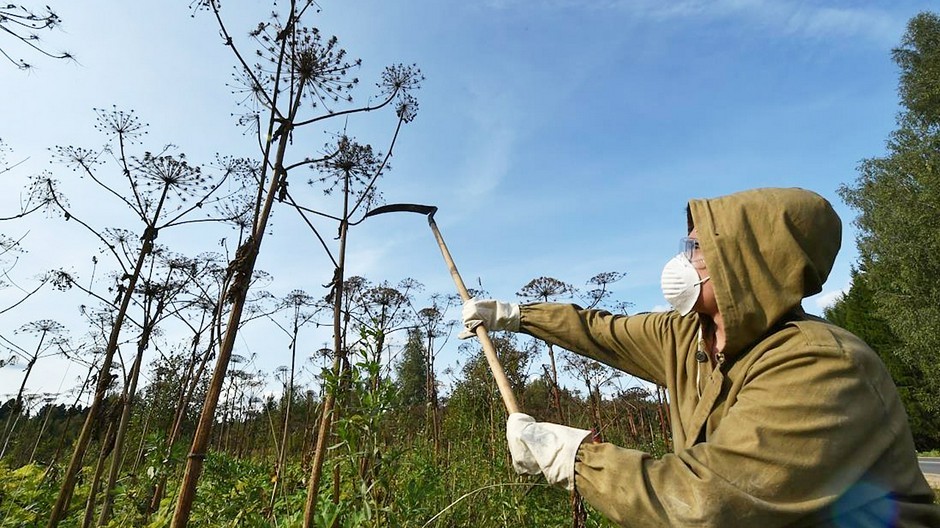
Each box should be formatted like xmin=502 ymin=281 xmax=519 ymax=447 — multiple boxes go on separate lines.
xmin=427 ymin=217 xmax=521 ymax=414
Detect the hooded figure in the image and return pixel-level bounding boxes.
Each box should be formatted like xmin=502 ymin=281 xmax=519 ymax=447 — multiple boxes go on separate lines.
xmin=462 ymin=188 xmax=940 ymax=527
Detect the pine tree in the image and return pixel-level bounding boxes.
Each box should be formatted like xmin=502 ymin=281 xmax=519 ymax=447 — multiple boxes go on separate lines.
xmin=395 ymin=328 xmax=428 ymax=407
xmin=839 ymin=11 xmax=940 ymax=416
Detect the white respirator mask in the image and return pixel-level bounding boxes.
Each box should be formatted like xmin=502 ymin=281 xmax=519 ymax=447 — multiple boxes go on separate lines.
xmin=660 ymin=253 xmax=710 ymax=316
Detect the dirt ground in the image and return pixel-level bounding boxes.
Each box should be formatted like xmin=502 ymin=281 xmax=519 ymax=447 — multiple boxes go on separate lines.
xmin=926 ymin=473 xmax=940 ymax=489
xmin=925 ymin=471 xmax=940 ymax=502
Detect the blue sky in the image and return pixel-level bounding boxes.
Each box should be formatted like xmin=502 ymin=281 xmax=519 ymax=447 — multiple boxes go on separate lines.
xmin=1 ymin=1 xmax=934 ymax=405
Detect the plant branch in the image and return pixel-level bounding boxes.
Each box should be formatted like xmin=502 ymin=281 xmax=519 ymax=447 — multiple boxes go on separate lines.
xmin=282 ymin=190 xmax=339 ymax=267
xmin=293 ymin=89 xmax=397 ymax=128
xmin=349 ymin=113 xmax=405 ymax=219
xmin=44 ymin=181 xmax=129 ymax=275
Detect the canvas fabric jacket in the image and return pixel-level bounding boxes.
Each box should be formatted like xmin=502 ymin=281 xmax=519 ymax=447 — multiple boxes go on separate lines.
xmin=519 ymin=188 xmax=940 ymax=527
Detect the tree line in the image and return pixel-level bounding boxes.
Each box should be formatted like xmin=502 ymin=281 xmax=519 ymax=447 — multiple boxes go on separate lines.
xmin=826 ymin=11 xmax=940 ymax=451
xmin=0 ymin=3 xmax=661 ymax=525
xmin=1 ymin=3 xmax=938 ymax=527
xmin=0 ymin=271 xmax=668 ymax=526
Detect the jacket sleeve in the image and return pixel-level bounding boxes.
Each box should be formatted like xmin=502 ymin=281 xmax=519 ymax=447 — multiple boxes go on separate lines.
xmin=572 ymin=327 xmax=915 ymax=527
xmin=518 ymin=303 xmax=687 ymax=387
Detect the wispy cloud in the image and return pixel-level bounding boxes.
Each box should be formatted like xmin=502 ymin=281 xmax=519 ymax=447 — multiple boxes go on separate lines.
xmin=813 ymin=286 xmax=847 ymax=312
xmin=749 ymin=1 xmax=903 ymax=44
xmin=452 ymin=82 xmax=517 ymax=203
xmin=459 ymin=123 xmax=514 ymax=201
xmin=485 ymin=0 xmax=906 ymax=46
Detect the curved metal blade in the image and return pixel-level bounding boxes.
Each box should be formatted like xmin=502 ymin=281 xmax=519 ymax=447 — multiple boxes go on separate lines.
xmin=363 ymin=203 xmax=438 ymax=219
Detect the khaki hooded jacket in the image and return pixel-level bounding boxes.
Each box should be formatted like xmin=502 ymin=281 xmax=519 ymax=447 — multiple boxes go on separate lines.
xmin=519 ymin=188 xmax=940 ymax=527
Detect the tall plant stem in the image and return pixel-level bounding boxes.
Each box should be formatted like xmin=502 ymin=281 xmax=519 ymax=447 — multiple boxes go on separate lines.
xmin=0 ymin=329 xmax=49 ymax=458
xmin=80 ymin=419 xmax=116 ymax=528
xmin=269 ymin=318 xmax=299 ymax=513
xmin=47 ymin=227 xmax=157 ymax=528
xmin=29 ymin=399 xmax=56 ymax=464
xmin=170 ymin=87 xmax=298 ymax=526
xmin=303 ymin=177 xmax=351 ymax=528
xmin=148 ymin=329 xmax=216 ymax=515
xmin=98 ymin=323 xmax=152 ymax=526
xmin=546 ymin=344 xmax=564 ymax=422
xmin=43 ymin=362 xmax=96 ymax=483
xmin=0 ymin=356 xmax=37 ymax=458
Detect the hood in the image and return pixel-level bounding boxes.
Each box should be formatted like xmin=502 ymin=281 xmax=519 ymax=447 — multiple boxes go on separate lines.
xmin=689 ymin=187 xmax=842 ymax=357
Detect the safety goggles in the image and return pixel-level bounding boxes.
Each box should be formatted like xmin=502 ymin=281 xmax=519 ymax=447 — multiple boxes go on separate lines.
xmin=680 ymin=237 xmax=700 ymax=261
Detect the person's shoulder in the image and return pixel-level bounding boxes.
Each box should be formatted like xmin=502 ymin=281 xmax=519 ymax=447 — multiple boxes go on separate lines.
xmin=628 ymin=310 xmax=697 ymax=332
xmin=773 ymin=315 xmax=875 ymax=362
xmin=742 ymin=318 xmax=882 ymax=385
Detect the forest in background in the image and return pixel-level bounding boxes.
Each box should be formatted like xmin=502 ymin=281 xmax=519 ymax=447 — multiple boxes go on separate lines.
xmin=1 ymin=2 xmax=939 ymax=527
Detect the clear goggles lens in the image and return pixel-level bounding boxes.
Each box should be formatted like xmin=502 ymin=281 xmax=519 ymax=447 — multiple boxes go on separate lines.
xmin=680 ymin=237 xmax=700 ymax=261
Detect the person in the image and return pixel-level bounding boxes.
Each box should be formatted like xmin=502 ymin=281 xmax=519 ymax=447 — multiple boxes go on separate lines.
xmin=460 ymin=187 xmax=940 ymax=527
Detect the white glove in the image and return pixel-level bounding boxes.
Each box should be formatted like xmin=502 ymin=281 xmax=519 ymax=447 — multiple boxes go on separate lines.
xmin=458 ymin=298 xmax=521 ymax=339
xmin=505 ymin=413 xmax=591 ymax=491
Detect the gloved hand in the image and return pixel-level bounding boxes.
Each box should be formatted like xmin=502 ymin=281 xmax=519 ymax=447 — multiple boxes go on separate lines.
xmin=505 ymin=413 xmax=592 ymax=491
xmin=458 ymin=298 xmax=521 ymax=339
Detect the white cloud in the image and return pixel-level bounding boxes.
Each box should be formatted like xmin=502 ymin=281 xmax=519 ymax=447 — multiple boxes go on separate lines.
xmin=485 ymin=0 xmax=905 ymax=46
xmin=652 ymin=0 xmax=903 ymax=45
xmin=812 ymin=287 xmax=847 ymax=312
xmin=780 ymin=4 xmax=902 ymax=44
xmin=450 ymin=79 xmax=518 ymax=204
xmin=463 ymin=125 xmax=515 ymax=200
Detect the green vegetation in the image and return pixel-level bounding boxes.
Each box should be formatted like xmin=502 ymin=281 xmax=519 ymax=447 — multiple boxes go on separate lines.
xmin=1 ymin=3 xmax=666 ymax=524
xmin=833 ymin=11 xmax=940 ymax=450
xmin=0 ymin=325 xmax=669 ymax=526
xmin=2 ymin=2 xmax=940 ymax=526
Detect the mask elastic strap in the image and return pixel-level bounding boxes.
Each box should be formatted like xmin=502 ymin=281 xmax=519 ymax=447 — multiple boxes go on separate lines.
xmin=695 ymin=327 xmax=704 ymax=398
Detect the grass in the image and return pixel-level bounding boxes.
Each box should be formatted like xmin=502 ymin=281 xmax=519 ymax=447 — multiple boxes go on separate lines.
xmin=922 ymin=448 xmax=940 ymax=505
xmin=919 ymin=450 xmax=940 ymax=504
